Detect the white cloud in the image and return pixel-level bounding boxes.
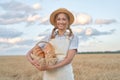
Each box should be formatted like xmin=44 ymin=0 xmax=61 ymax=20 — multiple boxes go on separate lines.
xmin=27 ymin=14 xmax=41 ymax=22
xmin=0 ymin=17 xmax=26 ymax=25
xmin=0 ymin=1 xmax=42 ymax=25
xmin=38 ymin=28 xmax=51 ymax=36
xmin=75 ymin=27 xmax=115 ymax=42
xmin=85 ymin=28 xmax=93 ymax=36
xmin=95 ymin=19 xmax=116 ymax=25
xmin=0 ymin=37 xmax=23 ymax=52
xmin=0 ymin=27 xmax=23 ymax=38
xmin=0 ymin=38 xmax=23 ymax=44
xmin=0 ymin=38 xmax=36 ymax=55
xmin=0 ymin=12 xmax=27 ymax=25
xmin=39 ymin=15 xmax=50 ymax=25
xmin=0 ymin=1 xmax=39 ymax=12
xmin=73 ymin=13 xmax=92 ymax=25
xmin=90 ymin=28 xmax=115 ymax=36
xmin=35 ymin=36 xmax=46 ymax=41
xmin=32 ymin=3 xmax=41 ymax=10
xmin=72 ymin=27 xmax=83 ymax=33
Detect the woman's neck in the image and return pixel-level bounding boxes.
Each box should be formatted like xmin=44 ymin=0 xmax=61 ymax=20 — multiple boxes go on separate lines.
xmin=58 ymin=29 xmax=66 ymax=36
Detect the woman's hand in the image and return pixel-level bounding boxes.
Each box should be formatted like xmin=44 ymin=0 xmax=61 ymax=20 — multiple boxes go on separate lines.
xmin=31 ymin=59 xmax=40 ymax=66
xmin=34 ymin=64 xmax=48 ymax=71
xmin=26 ymin=49 xmax=57 ymax=71
xmin=34 ymin=64 xmax=55 ymax=71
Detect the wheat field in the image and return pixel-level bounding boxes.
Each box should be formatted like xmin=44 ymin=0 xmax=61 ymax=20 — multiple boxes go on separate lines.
xmin=0 ymin=54 xmax=120 ymax=80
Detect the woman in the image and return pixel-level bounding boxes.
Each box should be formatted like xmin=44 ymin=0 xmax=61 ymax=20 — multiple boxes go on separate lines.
xmin=26 ymin=8 xmax=79 ymax=80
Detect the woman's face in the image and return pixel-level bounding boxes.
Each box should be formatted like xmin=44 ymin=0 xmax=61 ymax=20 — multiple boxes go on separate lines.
xmin=55 ymin=13 xmax=69 ymax=30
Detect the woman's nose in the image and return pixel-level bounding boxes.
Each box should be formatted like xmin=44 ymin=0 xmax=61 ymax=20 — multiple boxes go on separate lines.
xmin=59 ymin=20 xmax=64 ymax=23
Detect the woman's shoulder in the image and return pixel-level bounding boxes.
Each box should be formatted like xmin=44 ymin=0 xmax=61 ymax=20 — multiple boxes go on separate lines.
xmin=69 ymin=33 xmax=79 ymax=49
xmin=40 ymin=34 xmax=51 ymax=42
xmin=71 ymin=33 xmax=78 ymax=40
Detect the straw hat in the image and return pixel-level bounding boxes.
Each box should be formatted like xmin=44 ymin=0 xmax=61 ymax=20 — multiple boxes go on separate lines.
xmin=50 ymin=8 xmax=74 ymax=26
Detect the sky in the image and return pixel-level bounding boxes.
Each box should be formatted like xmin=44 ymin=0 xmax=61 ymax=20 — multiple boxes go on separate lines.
xmin=0 ymin=0 xmax=120 ymax=55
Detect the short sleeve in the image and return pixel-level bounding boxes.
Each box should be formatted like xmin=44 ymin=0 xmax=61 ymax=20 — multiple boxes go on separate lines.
xmin=40 ymin=34 xmax=51 ymax=42
xmin=69 ymin=34 xmax=79 ymax=50
xmin=38 ymin=34 xmax=51 ymax=47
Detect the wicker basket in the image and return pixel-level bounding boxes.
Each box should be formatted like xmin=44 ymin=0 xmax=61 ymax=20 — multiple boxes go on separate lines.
xmin=31 ymin=41 xmax=57 ymax=66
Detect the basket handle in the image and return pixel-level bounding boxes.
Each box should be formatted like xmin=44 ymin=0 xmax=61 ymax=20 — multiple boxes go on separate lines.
xmin=35 ymin=41 xmax=50 ymax=46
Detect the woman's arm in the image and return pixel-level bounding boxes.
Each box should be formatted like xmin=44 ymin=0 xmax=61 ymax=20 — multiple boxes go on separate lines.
xmin=26 ymin=49 xmax=33 ymax=64
xmin=26 ymin=48 xmax=40 ymax=66
xmin=34 ymin=49 xmax=77 ymax=71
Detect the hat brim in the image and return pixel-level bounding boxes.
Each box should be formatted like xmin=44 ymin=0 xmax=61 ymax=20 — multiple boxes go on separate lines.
xmin=50 ymin=8 xmax=74 ymax=26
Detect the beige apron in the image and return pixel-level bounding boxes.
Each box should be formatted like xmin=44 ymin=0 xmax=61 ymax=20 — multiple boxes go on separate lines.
xmin=43 ymin=37 xmax=74 ymax=80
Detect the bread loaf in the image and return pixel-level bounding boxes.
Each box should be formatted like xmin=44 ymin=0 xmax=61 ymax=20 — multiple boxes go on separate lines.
xmin=31 ymin=41 xmax=57 ymax=66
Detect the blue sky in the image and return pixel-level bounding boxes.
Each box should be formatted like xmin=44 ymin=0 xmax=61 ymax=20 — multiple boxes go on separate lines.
xmin=0 ymin=0 xmax=120 ymax=55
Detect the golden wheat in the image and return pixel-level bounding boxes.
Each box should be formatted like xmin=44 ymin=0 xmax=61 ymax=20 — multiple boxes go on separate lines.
xmin=0 ymin=54 xmax=120 ymax=80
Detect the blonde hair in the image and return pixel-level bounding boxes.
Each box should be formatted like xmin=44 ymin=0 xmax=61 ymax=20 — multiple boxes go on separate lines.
xmin=51 ymin=27 xmax=57 ymax=39
xmin=50 ymin=27 xmax=73 ymax=39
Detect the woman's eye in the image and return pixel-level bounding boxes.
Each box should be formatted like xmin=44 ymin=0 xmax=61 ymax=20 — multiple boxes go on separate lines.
xmin=56 ymin=18 xmax=60 ymax=21
xmin=56 ymin=18 xmax=67 ymax=21
xmin=62 ymin=18 xmax=66 ymax=21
